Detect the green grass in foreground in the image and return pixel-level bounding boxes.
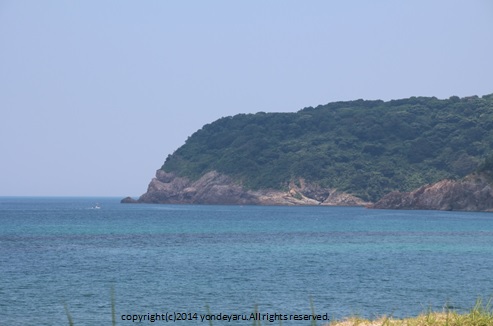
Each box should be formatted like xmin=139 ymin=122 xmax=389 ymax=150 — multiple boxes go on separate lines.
xmin=330 ymin=299 xmax=493 ymax=326
xmin=65 ymin=295 xmax=493 ymax=326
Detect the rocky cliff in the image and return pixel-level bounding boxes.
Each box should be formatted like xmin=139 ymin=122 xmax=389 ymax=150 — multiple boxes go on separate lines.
xmin=122 ymin=170 xmax=369 ymax=206
xmin=122 ymin=169 xmax=493 ymax=211
xmin=370 ymin=172 xmax=493 ymax=211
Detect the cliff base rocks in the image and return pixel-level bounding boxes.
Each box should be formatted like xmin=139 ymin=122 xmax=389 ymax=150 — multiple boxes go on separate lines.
xmin=122 ymin=170 xmax=369 ymax=206
xmin=371 ymin=172 xmax=493 ymax=211
xmin=123 ymin=170 xmax=493 ymax=211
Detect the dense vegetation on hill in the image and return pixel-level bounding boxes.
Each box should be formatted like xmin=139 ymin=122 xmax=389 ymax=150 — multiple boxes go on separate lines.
xmin=162 ymin=94 xmax=493 ymax=201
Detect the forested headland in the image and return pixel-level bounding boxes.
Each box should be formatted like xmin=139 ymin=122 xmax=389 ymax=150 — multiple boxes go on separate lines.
xmin=161 ymin=94 xmax=493 ymax=202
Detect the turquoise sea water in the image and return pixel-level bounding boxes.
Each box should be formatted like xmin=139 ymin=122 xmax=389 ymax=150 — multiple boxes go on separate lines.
xmin=1 ymin=197 xmax=493 ymax=325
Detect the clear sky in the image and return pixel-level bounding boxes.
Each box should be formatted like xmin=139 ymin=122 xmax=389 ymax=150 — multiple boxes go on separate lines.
xmin=1 ymin=1 xmax=492 ymax=197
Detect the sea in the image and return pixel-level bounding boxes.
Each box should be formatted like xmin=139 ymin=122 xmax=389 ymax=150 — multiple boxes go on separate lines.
xmin=1 ymin=197 xmax=493 ymax=325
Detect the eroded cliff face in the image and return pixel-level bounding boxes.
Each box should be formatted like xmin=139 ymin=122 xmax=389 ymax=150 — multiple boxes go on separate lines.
xmin=123 ymin=170 xmax=369 ymax=206
xmin=136 ymin=170 xmax=257 ymax=205
xmin=371 ymin=173 xmax=493 ymax=211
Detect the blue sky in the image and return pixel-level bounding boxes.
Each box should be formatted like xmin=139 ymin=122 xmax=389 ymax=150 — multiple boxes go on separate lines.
xmin=1 ymin=1 xmax=492 ymax=196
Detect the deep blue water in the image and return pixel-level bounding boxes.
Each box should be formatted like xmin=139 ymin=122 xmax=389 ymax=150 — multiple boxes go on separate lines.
xmin=1 ymin=197 xmax=493 ymax=325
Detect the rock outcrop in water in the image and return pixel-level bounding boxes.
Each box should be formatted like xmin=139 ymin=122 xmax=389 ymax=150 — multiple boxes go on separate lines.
xmin=122 ymin=170 xmax=369 ymax=206
xmin=122 ymin=169 xmax=493 ymax=211
xmin=370 ymin=172 xmax=493 ymax=211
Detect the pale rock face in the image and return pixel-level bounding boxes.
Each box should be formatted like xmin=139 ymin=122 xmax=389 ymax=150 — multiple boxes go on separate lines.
xmin=322 ymin=190 xmax=368 ymax=206
xmin=123 ymin=169 xmax=493 ymax=212
xmin=371 ymin=173 xmax=493 ymax=211
xmin=127 ymin=170 xmax=369 ymax=206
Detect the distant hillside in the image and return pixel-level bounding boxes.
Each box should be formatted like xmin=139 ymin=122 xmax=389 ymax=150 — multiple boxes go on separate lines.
xmin=160 ymin=94 xmax=493 ymax=202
